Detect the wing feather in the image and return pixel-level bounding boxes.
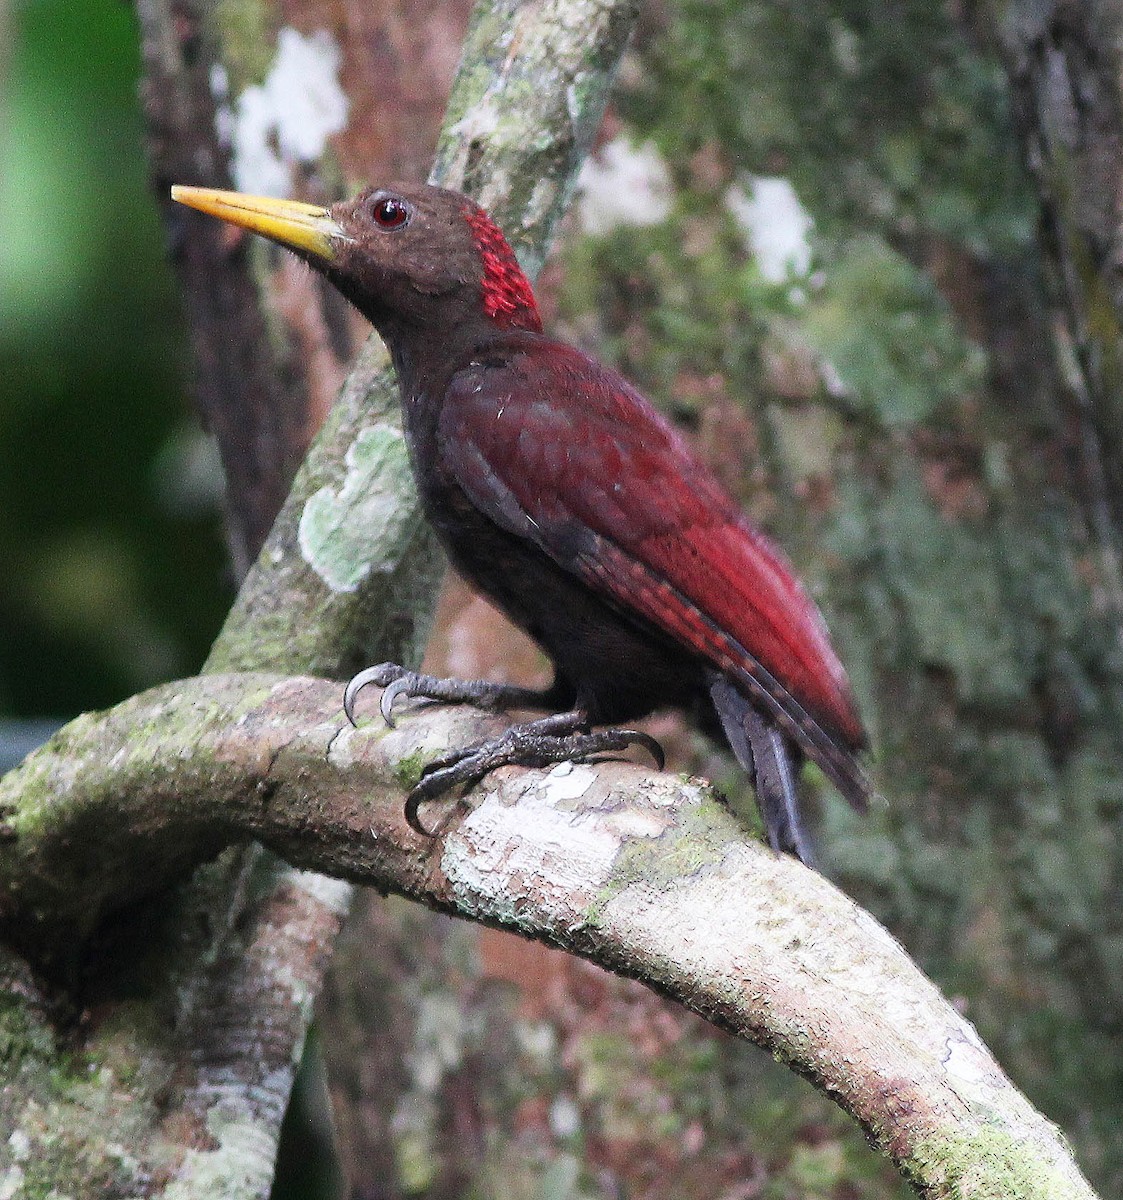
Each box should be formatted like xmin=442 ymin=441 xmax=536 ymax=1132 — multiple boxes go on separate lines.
xmin=438 ymin=339 xmax=868 ymax=790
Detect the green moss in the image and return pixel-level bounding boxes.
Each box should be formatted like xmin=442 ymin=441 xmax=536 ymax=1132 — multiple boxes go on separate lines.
xmin=905 ymin=1125 xmax=1080 ymax=1199
xmin=648 ymin=1035 xmax=719 ymax=1112
xmin=585 ymin=789 xmax=733 ymax=927
xmin=869 ymin=464 xmax=1026 ymax=706
xmin=394 ymin=1112 xmax=440 ymax=1193
xmin=556 ymin=208 xmax=766 ymax=424
xmin=4 ymin=1053 xmax=158 ymax=1200
xmin=433 ymin=62 xmax=498 ymax=161
xmin=570 ymin=1030 xmax=686 ymax=1142
xmin=715 ymin=1043 xmax=911 ymax=1196
xmin=210 ymin=0 xmax=275 ymax=95
xmin=769 ymin=403 xmax=845 ymax=482
xmin=803 ymin=237 xmax=986 ymax=428
xmin=621 ymin=0 xmax=1032 ymax=254
xmin=394 ymin=748 xmax=431 ymax=791
xmin=0 ymin=992 xmax=56 ymax=1072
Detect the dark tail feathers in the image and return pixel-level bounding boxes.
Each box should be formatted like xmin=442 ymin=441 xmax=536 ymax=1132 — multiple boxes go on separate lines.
xmin=709 ymin=674 xmax=816 ymax=867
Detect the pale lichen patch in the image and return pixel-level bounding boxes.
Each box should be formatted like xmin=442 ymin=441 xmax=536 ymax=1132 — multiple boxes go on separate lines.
xmin=534 ymin=761 xmax=598 ymax=802
xmin=576 ymin=136 xmax=674 ymax=235
xmin=725 ymin=175 xmax=815 ymax=288
xmin=298 ymin=424 xmax=418 ymax=592
xmin=0 ymin=1165 xmax=22 ymax=1200
xmin=229 ymin=28 xmax=349 ymax=196
xmin=941 ymin=1028 xmax=1002 ymax=1101
xmin=442 ymin=778 xmax=624 ymax=928
xmin=289 ymin=870 xmax=352 ymax=916
xmin=165 ymin=1109 xmax=280 ymax=1200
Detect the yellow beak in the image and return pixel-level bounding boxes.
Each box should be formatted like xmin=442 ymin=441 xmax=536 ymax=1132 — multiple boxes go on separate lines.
xmin=170 ymin=186 xmax=346 ymax=262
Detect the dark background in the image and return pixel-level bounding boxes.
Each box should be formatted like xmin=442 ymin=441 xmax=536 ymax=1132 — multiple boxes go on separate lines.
xmin=1 ymin=0 xmax=228 ymax=739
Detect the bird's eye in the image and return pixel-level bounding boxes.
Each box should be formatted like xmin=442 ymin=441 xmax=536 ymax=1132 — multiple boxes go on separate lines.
xmin=371 ymin=195 xmax=410 ymax=230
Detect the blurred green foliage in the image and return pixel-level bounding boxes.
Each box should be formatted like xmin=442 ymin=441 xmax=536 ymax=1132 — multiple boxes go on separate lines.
xmin=0 ymin=0 xmax=230 ymax=718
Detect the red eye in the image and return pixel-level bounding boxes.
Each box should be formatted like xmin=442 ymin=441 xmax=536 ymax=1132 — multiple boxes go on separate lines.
xmin=372 ymin=195 xmax=410 ymax=230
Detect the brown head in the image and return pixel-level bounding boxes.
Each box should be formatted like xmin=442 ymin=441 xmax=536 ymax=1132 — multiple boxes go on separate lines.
xmin=171 ymin=182 xmax=542 ymax=351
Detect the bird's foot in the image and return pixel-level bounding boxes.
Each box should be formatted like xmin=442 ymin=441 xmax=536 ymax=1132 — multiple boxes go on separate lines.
xmin=405 ymin=710 xmax=665 ymax=836
xmin=342 ymin=666 xmax=664 ymax=836
xmin=343 ymin=663 xmax=561 ymax=728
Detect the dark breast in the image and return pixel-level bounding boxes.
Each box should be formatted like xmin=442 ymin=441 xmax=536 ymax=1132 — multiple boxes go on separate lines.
xmin=417 ymin=458 xmax=702 ymax=723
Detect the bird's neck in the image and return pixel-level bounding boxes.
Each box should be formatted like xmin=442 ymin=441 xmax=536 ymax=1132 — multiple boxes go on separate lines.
xmin=384 ymin=316 xmax=527 ymax=412
xmin=380 ymin=324 xmax=480 ymax=504
xmin=383 ymin=330 xmax=431 ymax=407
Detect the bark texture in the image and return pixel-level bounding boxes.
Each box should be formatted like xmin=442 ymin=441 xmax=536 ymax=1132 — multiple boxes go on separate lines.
xmin=0 ymin=672 xmax=1101 ymax=1200
xmin=538 ymin=0 xmax=1123 ymax=1190
xmin=139 ymin=0 xmax=328 ymax=577
xmin=998 ymin=0 xmax=1123 ymax=582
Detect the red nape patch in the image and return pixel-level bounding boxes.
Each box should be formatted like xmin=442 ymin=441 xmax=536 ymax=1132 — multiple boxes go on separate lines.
xmin=463 ymin=205 xmax=543 ymax=332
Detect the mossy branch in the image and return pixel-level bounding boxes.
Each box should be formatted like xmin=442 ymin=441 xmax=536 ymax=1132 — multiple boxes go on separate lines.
xmin=0 ymin=672 xmax=1100 ymax=1200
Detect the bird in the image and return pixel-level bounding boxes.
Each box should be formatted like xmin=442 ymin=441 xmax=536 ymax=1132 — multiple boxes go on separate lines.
xmin=172 ymin=181 xmax=869 ymax=863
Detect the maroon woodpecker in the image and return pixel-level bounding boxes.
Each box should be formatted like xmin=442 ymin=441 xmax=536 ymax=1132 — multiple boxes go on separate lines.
xmin=172 ymin=182 xmax=870 ymax=863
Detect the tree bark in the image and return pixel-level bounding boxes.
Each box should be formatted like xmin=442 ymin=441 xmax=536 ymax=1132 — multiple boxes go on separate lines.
xmin=0 ymin=672 xmax=1101 ymax=1200
xmin=996 ymin=0 xmax=1123 ymax=592
xmin=567 ymin=1 xmax=1123 ymax=1192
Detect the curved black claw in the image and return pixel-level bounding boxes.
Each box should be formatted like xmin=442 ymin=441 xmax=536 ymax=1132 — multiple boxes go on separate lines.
xmin=379 ymin=675 xmax=416 ymax=728
xmin=344 ymin=664 xmax=563 ymax=729
xmin=343 ymin=663 xmax=408 ymax=726
xmin=403 ymin=720 xmax=667 ymax=837
xmin=620 ymin=729 xmax=666 ymax=772
xmin=405 ymin=787 xmax=449 ymax=838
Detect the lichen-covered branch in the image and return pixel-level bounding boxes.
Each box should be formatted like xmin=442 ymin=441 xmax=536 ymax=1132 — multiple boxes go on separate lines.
xmin=0 ymin=673 xmax=1100 ymax=1200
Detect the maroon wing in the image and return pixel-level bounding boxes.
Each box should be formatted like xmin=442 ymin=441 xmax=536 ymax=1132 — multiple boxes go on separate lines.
xmin=438 ymin=338 xmax=867 ymax=799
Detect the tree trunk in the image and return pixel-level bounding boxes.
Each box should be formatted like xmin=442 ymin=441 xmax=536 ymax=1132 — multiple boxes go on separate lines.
xmin=551 ymin=0 xmax=1123 ymax=1191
